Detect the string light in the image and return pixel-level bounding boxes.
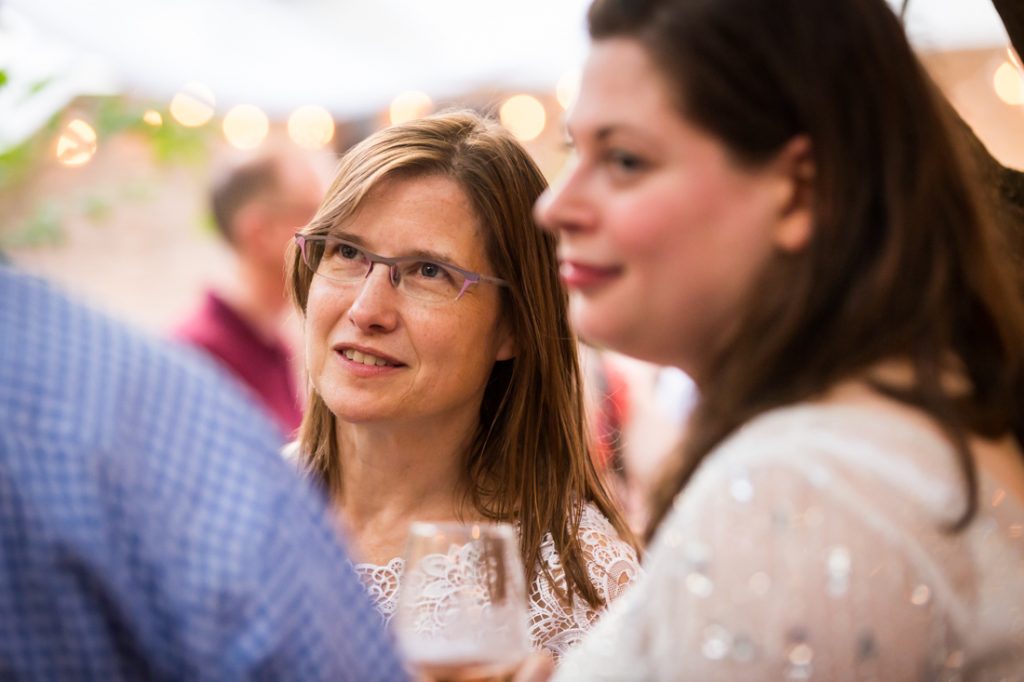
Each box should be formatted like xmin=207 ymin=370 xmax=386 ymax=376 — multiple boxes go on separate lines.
xmin=142 ymin=110 xmax=163 ymax=127
xmin=288 ymin=105 xmax=335 ymax=149
xmin=222 ymin=104 xmax=269 ymax=150
xmin=55 ymin=118 xmax=98 ymax=166
xmin=500 ymin=94 xmax=546 ymax=141
xmin=993 ymin=60 xmax=1024 ymax=106
xmin=389 ymin=91 xmax=432 ymax=126
xmin=169 ymin=82 xmax=216 ymax=127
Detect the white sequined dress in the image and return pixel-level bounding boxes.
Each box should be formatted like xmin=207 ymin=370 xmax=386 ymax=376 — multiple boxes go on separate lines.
xmin=555 ymin=383 xmax=1024 ymax=680
xmin=353 ymin=503 xmax=641 ymax=660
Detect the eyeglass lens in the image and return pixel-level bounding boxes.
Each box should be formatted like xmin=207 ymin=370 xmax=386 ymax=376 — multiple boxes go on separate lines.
xmin=306 ymin=239 xmax=468 ymax=303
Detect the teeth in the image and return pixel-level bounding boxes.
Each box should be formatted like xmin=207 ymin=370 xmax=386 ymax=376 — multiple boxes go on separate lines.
xmin=343 ymin=349 xmax=392 ymax=367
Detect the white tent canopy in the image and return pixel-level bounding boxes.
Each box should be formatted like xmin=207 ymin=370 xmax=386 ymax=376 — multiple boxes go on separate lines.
xmin=0 ymin=0 xmax=1013 ymax=150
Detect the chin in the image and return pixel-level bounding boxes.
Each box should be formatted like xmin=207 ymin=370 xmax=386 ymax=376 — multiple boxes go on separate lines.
xmin=333 ymin=397 xmax=385 ymax=420
xmin=572 ymin=306 xmax=626 ymax=354
xmin=579 ymin=318 xmax=671 ymax=367
xmin=318 ymin=395 xmax=375 ymax=424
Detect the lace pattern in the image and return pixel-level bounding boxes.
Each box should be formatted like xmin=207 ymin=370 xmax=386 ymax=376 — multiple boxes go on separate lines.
xmin=352 ymin=504 xmax=640 ymax=660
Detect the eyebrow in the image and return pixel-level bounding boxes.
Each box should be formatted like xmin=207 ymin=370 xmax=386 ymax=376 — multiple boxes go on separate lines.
xmin=565 ymin=119 xmax=650 ymax=144
xmin=597 ymin=124 xmax=650 ymax=143
xmin=331 ymin=230 xmax=464 ymax=267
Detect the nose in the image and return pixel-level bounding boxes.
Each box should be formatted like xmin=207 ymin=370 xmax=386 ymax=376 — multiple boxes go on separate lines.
xmin=533 ymin=160 xmax=595 ymax=237
xmin=347 ymin=263 xmax=400 ymax=333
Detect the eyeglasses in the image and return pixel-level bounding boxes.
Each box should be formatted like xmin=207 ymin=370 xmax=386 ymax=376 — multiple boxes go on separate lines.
xmin=295 ymin=234 xmax=509 ymax=303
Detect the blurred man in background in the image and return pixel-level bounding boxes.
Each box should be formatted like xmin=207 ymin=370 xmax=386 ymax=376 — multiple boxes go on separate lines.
xmin=175 ymin=146 xmax=323 ymax=436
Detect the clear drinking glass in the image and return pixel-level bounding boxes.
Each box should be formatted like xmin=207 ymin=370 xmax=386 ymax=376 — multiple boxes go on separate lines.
xmin=394 ymin=521 xmax=531 ymax=682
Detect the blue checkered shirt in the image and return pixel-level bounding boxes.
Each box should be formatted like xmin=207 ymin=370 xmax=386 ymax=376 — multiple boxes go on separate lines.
xmin=0 ymin=267 xmax=408 ymax=681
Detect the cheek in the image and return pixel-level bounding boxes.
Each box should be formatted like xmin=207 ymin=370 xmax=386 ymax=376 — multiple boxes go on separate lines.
xmin=610 ymin=199 xmax=693 ymax=283
xmin=608 ymin=193 xmax=756 ymax=326
xmin=618 ymin=174 xmax=772 ymax=274
xmin=304 ymin=286 xmax=329 ymax=333
xmin=304 ymin=284 xmax=346 ymax=351
xmin=427 ymin=304 xmax=504 ymax=372
xmin=608 ymin=180 xmax=699 ymax=257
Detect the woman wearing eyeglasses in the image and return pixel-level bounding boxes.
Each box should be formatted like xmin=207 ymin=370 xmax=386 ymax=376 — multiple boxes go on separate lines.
xmin=285 ymin=111 xmax=639 ymax=660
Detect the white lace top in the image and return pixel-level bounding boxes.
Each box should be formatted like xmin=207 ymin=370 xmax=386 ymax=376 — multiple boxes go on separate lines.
xmin=555 ymin=385 xmax=1024 ymax=680
xmin=353 ymin=503 xmax=641 ymax=660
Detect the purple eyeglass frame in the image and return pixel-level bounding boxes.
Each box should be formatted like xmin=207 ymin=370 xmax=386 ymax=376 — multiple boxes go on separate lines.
xmin=295 ymin=233 xmax=509 ymax=300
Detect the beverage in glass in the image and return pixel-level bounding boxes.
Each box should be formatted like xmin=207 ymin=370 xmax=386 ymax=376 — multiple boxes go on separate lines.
xmin=395 ymin=522 xmax=530 ymax=682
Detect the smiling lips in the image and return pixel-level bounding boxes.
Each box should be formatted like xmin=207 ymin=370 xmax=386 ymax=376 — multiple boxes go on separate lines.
xmin=343 ymin=348 xmax=395 ymax=367
xmin=335 ymin=346 xmax=404 ymax=374
xmin=558 ymin=260 xmax=623 ymax=290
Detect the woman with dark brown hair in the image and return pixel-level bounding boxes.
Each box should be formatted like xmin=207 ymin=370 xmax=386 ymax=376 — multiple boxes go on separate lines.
xmin=535 ymin=0 xmax=1024 ymax=678
xmin=286 ymin=110 xmax=638 ymax=660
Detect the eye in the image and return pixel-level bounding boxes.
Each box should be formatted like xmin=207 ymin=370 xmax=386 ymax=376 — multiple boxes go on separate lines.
xmin=336 ymin=243 xmax=363 ymax=260
xmin=417 ymin=262 xmax=446 ymax=279
xmin=607 ymin=149 xmax=647 ymax=175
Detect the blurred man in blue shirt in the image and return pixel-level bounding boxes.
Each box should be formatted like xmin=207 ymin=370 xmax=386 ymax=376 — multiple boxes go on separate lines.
xmin=0 ymin=266 xmax=407 ymax=681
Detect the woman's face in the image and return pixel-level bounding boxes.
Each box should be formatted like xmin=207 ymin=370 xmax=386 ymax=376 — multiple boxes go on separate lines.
xmin=536 ymin=38 xmax=798 ymax=378
xmin=305 ymin=174 xmax=514 ymax=428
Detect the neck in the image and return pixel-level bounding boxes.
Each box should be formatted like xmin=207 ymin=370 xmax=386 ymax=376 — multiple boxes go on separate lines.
xmin=219 ymin=259 xmax=289 ymax=343
xmin=333 ymin=413 xmax=483 ymax=563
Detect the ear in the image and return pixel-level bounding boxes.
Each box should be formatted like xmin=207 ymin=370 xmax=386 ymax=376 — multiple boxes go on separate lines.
xmin=770 ymin=135 xmax=816 ymax=253
xmin=494 ymin=319 xmax=517 ymax=362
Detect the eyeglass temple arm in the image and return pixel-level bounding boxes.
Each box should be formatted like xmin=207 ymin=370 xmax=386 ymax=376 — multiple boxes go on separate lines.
xmin=294 ymin=234 xmax=311 ymax=264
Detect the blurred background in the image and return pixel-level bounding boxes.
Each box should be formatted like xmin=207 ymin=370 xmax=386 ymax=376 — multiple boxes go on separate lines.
xmin=2 ymin=0 xmax=1020 ymax=528
xmin=0 ymin=0 xmax=1019 ymax=329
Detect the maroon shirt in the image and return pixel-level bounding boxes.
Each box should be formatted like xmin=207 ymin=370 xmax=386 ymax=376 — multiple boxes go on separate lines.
xmin=174 ymin=291 xmax=302 ymax=436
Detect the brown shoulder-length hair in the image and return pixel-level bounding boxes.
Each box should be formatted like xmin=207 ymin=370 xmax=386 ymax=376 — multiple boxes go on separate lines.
xmin=587 ymin=0 xmax=1024 ymax=539
xmin=288 ymin=110 xmax=635 ymax=608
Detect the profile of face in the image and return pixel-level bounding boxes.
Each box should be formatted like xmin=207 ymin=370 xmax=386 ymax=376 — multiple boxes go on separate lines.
xmin=535 ymin=38 xmax=811 ymax=377
xmin=304 ymin=174 xmax=515 ymax=427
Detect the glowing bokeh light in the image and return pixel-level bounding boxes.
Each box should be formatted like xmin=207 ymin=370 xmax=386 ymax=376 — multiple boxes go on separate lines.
xmin=142 ymin=109 xmax=163 ymax=127
xmin=993 ymin=60 xmax=1024 ymax=105
xmin=222 ymin=104 xmax=269 ymax=150
xmin=55 ymin=118 xmax=98 ymax=166
xmin=288 ymin=105 xmax=335 ymax=149
xmin=389 ymin=91 xmax=432 ymax=126
xmin=556 ymin=69 xmax=580 ymax=110
xmin=169 ymin=82 xmax=216 ymax=127
xmin=500 ymin=94 xmax=546 ymax=142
